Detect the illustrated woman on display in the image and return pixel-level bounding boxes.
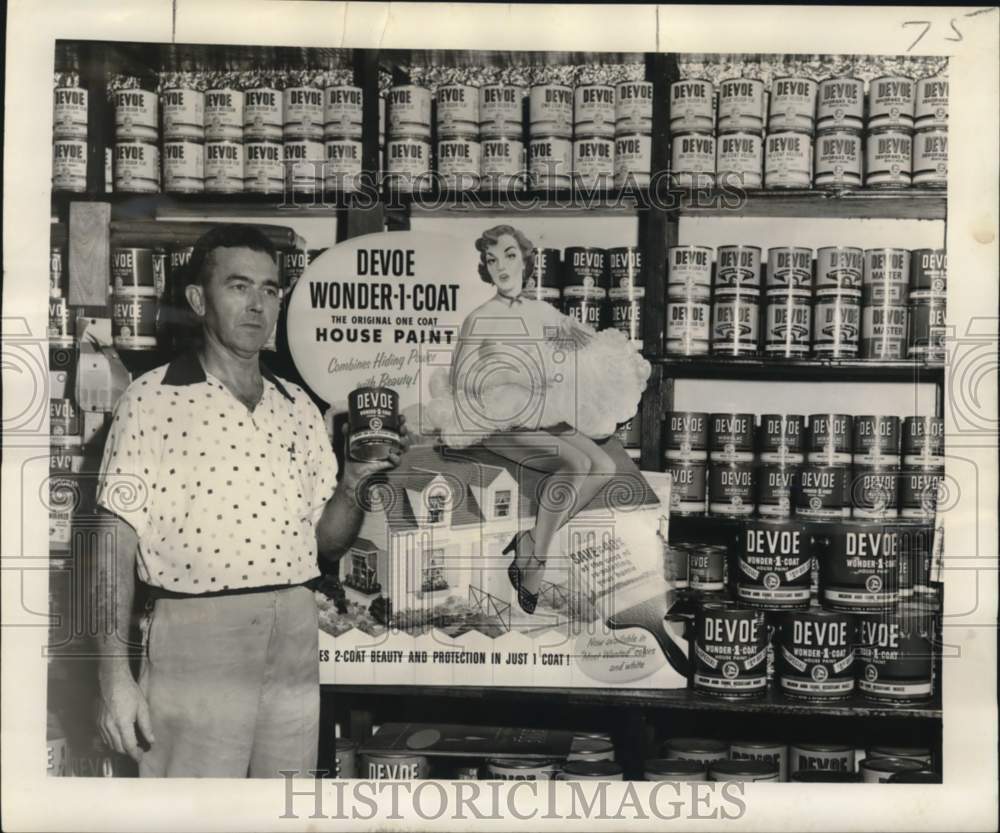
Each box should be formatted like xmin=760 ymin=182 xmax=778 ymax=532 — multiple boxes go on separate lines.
xmin=426 ymin=224 xmax=650 ymax=614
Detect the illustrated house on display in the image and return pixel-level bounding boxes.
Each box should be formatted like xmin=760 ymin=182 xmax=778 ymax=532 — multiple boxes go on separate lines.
xmin=338 ymin=441 xmax=660 ymax=629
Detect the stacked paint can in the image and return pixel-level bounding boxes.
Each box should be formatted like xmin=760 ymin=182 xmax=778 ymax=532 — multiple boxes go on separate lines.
xmin=523 ymin=247 xmax=562 ymax=308
xmin=911 ymin=77 xmax=948 ymax=188
xmin=244 ymin=80 xmax=284 ymax=194
xmin=480 ymin=83 xmax=526 ymax=190
xmin=614 ymin=79 xmax=653 ymax=187
xmin=52 ymin=44 xmax=89 ymax=193
xmin=813 ymin=77 xmax=864 ymax=189
xmin=572 ymin=83 xmax=616 ymax=189
xmin=757 ymin=414 xmax=804 ymax=518
xmin=204 ymin=86 xmax=245 ymax=193
xmin=708 ymin=412 xmax=756 ymax=517
xmin=765 ymin=75 xmax=817 ymax=189
xmin=386 ymin=83 xmax=432 ymax=192
xmin=669 ymin=78 xmax=716 ymax=188
xmin=161 ymin=62 xmax=206 ymax=194
xmin=282 ymin=79 xmax=324 ymax=195
xmin=111 ymin=246 xmax=163 ymax=352
xmin=764 ymin=247 xmax=812 ymax=358
xmin=900 ymin=416 xmax=944 ymax=530
xmin=662 ymin=410 xmax=708 ymax=515
xmin=436 ymin=83 xmax=480 ymax=191
xmin=561 ymin=247 xmax=607 ymax=331
xmin=665 ymin=245 xmax=712 ymax=355
xmin=909 ymin=248 xmax=947 ymax=362
xmin=799 ymin=413 xmax=852 ymax=519
xmin=715 ymin=78 xmax=767 ymax=189
xmin=712 ymin=245 xmax=762 ymax=357
xmin=851 ymin=415 xmax=901 ymax=520
xmin=322 ymin=84 xmax=364 ymax=192
xmin=813 ymin=248 xmax=861 ymax=358
xmin=865 ymin=75 xmax=914 ymax=188
xmin=608 ymin=246 xmax=645 ymax=345
xmin=112 ymin=82 xmax=160 ymax=193
xmin=861 ymin=248 xmax=908 ymax=359
xmin=528 ymin=82 xmax=574 ymax=189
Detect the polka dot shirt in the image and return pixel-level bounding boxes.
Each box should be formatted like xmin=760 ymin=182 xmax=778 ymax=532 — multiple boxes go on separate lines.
xmin=96 ymin=352 xmax=338 ymax=593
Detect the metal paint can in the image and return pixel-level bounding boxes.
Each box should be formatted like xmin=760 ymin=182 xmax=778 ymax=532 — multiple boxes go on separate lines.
xmin=717 ymin=78 xmax=766 ymax=133
xmin=853 ymin=415 xmax=901 ymax=465
xmin=244 ymin=140 xmax=284 ymax=194
xmin=667 ymin=245 xmax=713 ymax=301
xmin=479 ymin=84 xmax=524 ymax=138
xmin=529 ymin=83 xmax=573 ymax=138
xmin=664 ymin=460 xmax=707 ymax=515
xmin=816 ymin=246 xmax=864 ymax=296
xmin=53 ymin=85 xmax=88 ymax=139
xmin=812 ymin=292 xmax=860 ymax=357
xmin=528 ymin=135 xmax=573 ymax=190
xmin=765 ymin=291 xmax=812 ymax=357
xmin=437 ymin=135 xmax=481 ymax=191
xmin=867 ymin=76 xmax=915 ymax=130
xmin=867 ymin=745 xmax=932 ymax=766
xmin=816 ymin=77 xmax=864 ymax=131
xmin=574 ymin=84 xmax=615 ymax=138
xmin=670 ymin=79 xmax=715 ymax=133
xmin=205 ymin=88 xmax=244 ymax=142
xmin=899 ymin=466 xmax=943 ymax=520
xmin=813 ymin=129 xmax=863 ymax=189
xmin=661 ymin=737 xmax=729 ymax=767
xmin=820 ymin=521 xmax=900 ymax=612
xmin=671 ymin=131 xmax=716 ymax=189
xmin=910 ymin=249 xmax=947 ymax=295
xmin=865 ymin=128 xmax=913 ymax=188
xmin=386 ymin=135 xmax=432 ymax=192
xmin=911 ymin=127 xmax=947 ymax=188
xmin=850 ymin=466 xmax=900 ymax=519
xmin=757 ymin=464 xmax=799 ymax=517
xmin=614 ymin=415 xmax=641 ymax=449
xmin=567 ymin=737 xmax=616 ymax=762
xmin=710 ymin=412 xmax=756 ymax=463
xmin=693 ymin=602 xmax=768 ymax=698
xmin=609 ymin=286 xmax=644 ymax=343
xmin=613 ymin=133 xmax=652 ymax=187
xmin=562 ymin=287 xmax=605 ymax=330
xmin=665 ymin=297 xmax=711 ymax=355
xmin=860 ymin=756 xmax=925 ymax=783
xmin=48 ymin=297 xmax=76 ymax=340
xmin=283 ymin=138 xmax=324 ymax=193
xmin=738 ymin=518 xmax=812 ymax=608
xmin=558 ymin=761 xmax=623 ymax=781
xmin=664 ymin=542 xmax=690 ymax=588
xmin=764 ymin=131 xmax=812 ymax=189
xmin=862 ymin=303 xmax=909 ymax=360
xmin=112 ymin=247 xmax=158 ymax=296
xmin=564 ymin=246 xmax=608 ymax=290
xmin=205 ymin=140 xmax=245 ymax=193
xmin=709 ymin=460 xmax=756 ymax=516
xmin=709 ymin=759 xmax=780 ymax=782
xmin=796 ymin=464 xmax=851 ymax=519
xmin=243 ymin=87 xmax=283 ymax=142
xmin=809 ymin=413 xmax=853 ymax=465
xmin=615 ymin=81 xmax=653 ymax=134
xmin=643 ymin=758 xmax=707 ymax=782
xmin=52 ymin=139 xmax=88 ymax=192
xmin=729 ymin=741 xmax=788 ymax=781
xmin=888 ymin=768 xmax=941 ymax=783
xmin=113 ymin=88 xmax=158 ymax=141
xmin=49 ymin=444 xmax=85 ymax=474
xmin=689 ymin=545 xmax=728 ymax=591
xmin=857 ymin=603 xmax=935 ymax=703
xmin=388 ymin=84 xmax=431 ymax=139
xmin=282 ymin=248 xmax=308 ymax=292
xmin=664 ymin=411 xmax=709 ymax=462
xmin=49 ymin=398 xmax=80 ymax=441
xmin=716 ymin=244 xmax=762 ymax=291
xmin=333 ymin=739 xmax=357 ymax=778
xmin=776 ymin=608 xmax=856 ymax=700
xmin=323 ymin=85 xmax=363 ymax=140
xmin=908 ymin=292 xmax=947 ymax=361
xmin=524 ymin=247 xmax=562 ymax=307
xmin=113 ymin=139 xmax=160 ymax=193
xmin=485 ymin=758 xmax=560 ymax=780
xmin=716 ymin=130 xmax=763 ymax=189
xmin=162 ymin=138 xmax=205 ymax=193
xmin=323 ymin=138 xmax=363 ymax=192
xmin=789 ymin=743 xmax=855 ymax=775
xmin=348 ymin=386 xmax=401 ymax=462
xmin=480 ymin=136 xmax=526 ymax=190
xmin=768 ymin=76 xmax=817 ymax=134
xmin=608 ymin=246 xmax=643 ymax=291
xmin=161 ymin=87 xmax=205 ymax=141
xmin=864 ymin=248 xmax=910 ymax=305
xmin=766 ymin=247 xmax=813 ymax=294
xmin=711 ymin=288 xmax=760 ymax=356
xmin=111 ymin=294 xmax=158 ymax=350
xmin=436 ymin=83 xmax=480 ymax=138
xmin=902 ymin=416 xmax=944 ymax=467
xmin=572 ymin=135 xmax=615 ymax=189
xmin=915 ymin=76 xmax=948 ymax=129
xmin=760 ymin=415 xmax=805 ymax=464
xmin=364 ymin=752 xmax=430 ymax=780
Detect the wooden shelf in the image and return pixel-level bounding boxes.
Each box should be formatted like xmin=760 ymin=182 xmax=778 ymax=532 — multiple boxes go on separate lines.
xmin=674 ymin=188 xmax=946 ymax=220
xmin=328 ymin=684 xmax=941 ymax=720
xmin=650 ymin=356 xmax=944 ymax=383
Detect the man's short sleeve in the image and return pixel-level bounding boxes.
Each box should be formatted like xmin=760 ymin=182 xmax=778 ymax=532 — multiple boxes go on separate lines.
xmin=301 ymin=398 xmax=339 ymax=524
xmin=95 ymin=387 xmax=160 ymax=539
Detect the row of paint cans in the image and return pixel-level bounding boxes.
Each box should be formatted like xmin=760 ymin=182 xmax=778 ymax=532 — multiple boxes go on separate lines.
xmin=52 ymin=47 xmax=90 ymax=191
xmin=670 ymin=74 xmax=948 ymax=138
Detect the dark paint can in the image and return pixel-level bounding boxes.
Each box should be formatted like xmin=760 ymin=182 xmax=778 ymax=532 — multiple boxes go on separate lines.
xmin=820 ymin=521 xmax=900 ymax=612
xmin=348 ymin=387 xmax=401 ymax=462
xmin=737 ymin=518 xmax=812 ymax=608
xmin=693 ymin=602 xmax=768 ymax=699
xmin=776 ymin=608 xmax=856 ymax=700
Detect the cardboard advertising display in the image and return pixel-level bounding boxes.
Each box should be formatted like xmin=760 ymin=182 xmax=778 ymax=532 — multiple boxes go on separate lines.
xmin=287 ymin=229 xmax=688 ymax=689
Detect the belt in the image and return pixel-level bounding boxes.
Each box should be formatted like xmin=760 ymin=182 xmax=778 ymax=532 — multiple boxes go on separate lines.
xmin=142 ymin=581 xmax=307 ymax=601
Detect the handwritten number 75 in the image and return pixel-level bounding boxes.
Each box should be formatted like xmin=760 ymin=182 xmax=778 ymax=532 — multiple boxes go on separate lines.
xmin=903 ymin=10 xmax=993 ymax=52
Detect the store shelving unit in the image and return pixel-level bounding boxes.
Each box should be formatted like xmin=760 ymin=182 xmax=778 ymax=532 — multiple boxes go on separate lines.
xmin=51 ymin=42 xmax=945 ymax=776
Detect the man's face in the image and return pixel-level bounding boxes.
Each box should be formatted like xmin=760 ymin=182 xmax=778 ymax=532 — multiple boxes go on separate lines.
xmin=188 ymin=246 xmax=281 ymax=357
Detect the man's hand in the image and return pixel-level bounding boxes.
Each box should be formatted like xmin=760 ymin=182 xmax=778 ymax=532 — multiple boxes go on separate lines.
xmin=97 ymin=669 xmax=155 ymax=762
xmin=340 ymin=413 xmax=413 ymax=490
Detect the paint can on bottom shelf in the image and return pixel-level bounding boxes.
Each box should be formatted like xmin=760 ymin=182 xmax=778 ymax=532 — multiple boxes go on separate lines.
xmin=729 ymin=741 xmax=788 ymax=781
xmin=775 ymin=608 xmax=856 ymax=701
xmin=856 ymin=602 xmax=935 ymax=704
xmin=693 ymin=602 xmax=768 ymax=699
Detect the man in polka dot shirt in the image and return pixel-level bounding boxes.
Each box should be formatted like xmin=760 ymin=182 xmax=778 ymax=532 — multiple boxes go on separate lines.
xmin=94 ymin=224 xmax=410 ymax=777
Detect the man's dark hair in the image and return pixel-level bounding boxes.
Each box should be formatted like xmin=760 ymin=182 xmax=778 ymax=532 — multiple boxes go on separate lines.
xmin=186 ymin=224 xmax=278 ymax=287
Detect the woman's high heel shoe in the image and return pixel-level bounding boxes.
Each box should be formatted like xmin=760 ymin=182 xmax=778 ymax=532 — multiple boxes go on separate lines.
xmin=505 ymin=530 xmax=540 ymax=615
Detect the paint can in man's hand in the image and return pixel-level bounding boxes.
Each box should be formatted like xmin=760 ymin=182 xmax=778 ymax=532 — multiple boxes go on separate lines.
xmin=348 ymin=387 xmax=402 ymax=462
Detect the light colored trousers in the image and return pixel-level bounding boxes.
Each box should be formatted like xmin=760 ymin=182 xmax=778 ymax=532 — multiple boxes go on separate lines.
xmin=138 ymin=586 xmax=319 ymax=778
